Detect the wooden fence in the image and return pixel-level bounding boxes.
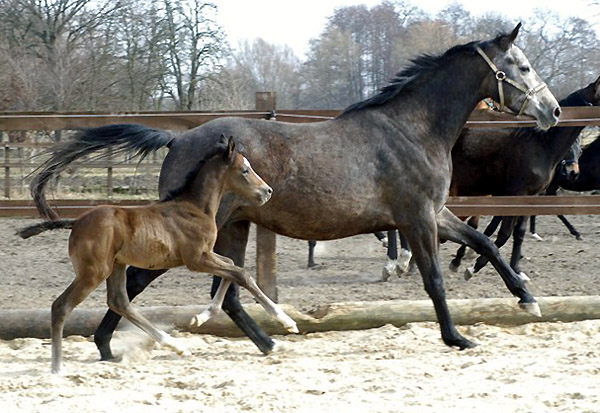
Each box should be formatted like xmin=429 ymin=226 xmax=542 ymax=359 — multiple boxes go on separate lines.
xmin=2 ymin=92 xmax=600 ymax=300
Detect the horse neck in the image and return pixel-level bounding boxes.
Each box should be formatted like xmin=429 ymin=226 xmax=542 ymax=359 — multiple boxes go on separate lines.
xmin=378 ymin=53 xmax=488 ymax=153
xmin=177 ymin=161 xmax=227 ymax=217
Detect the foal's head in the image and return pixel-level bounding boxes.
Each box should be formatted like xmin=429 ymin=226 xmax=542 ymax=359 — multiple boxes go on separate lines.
xmin=220 ymin=135 xmax=273 ymax=206
xmin=478 ymin=23 xmax=561 ymax=130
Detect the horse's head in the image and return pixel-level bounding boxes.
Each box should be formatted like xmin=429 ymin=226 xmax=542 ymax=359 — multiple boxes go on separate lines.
xmin=558 ymin=138 xmax=582 ymax=182
xmin=222 ymin=136 xmax=273 ymax=206
xmin=478 ymin=23 xmax=561 ymax=130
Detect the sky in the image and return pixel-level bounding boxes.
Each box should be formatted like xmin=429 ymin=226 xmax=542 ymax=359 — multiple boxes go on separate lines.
xmin=215 ymin=0 xmax=599 ymax=57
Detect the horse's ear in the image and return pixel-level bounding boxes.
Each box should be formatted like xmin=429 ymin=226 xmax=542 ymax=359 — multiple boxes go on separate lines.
xmin=226 ymin=136 xmax=235 ymax=160
xmin=497 ymin=22 xmax=521 ymax=50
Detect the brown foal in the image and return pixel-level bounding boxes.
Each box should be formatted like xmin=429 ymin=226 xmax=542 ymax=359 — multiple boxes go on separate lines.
xmin=19 ymin=135 xmax=298 ymax=374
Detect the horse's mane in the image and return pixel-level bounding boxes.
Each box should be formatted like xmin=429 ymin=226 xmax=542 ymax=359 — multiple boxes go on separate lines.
xmin=340 ymin=40 xmax=482 ymax=116
xmin=161 ymin=135 xmax=230 ymax=202
xmin=340 ymin=29 xmax=528 ymax=116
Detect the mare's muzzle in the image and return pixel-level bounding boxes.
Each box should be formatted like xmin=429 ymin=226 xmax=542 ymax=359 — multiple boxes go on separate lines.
xmin=560 ymin=160 xmax=580 ymax=182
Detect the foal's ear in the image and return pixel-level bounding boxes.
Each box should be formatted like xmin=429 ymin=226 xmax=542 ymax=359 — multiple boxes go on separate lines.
xmin=498 ymin=22 xmax=521 ymax=50
xmin=226 ymin=135 xmax=235 ymax=160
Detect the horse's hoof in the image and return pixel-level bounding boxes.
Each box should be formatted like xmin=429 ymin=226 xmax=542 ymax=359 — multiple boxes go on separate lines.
xmin=518 ymin=272 xmax=531 ymax=282
xmin=576 ymin=235 xmax=583 ymax=241
xmin=380 ymin=237 xmax=388 ymax=248
xmin=286 ymin=323 xmax=300 ymax=334
xmin=519 ymin=301 xmax=542 ymax=317
xmin=398 ymin=250 xmax=412 ymax=273
xmin=464 ymin=266 xmax=475 ymax=281
xmin=382 ymin=267 xmax=392 ymax=282
xmin=531 ymin=233 xmax=544 ymax=241
xmin=445 ymin=336 xmax=477 ymax=350
xmin=449 ymin=262 xmax=459 ymax=273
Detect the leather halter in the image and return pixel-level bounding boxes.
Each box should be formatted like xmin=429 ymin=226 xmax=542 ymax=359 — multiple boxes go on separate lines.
xmin=475 ymin=45 xmax=548 ymax=116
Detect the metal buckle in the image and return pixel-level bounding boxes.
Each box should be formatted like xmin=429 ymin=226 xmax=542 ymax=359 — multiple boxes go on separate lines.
xmin=495 ymin=71 xmax=506 ymax=81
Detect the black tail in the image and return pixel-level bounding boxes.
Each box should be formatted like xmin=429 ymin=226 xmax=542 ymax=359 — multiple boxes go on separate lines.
xmin=17 ymin=219 xmax=76 ymax=239
xmin=31 ymin=124 xmax=174 ymax=220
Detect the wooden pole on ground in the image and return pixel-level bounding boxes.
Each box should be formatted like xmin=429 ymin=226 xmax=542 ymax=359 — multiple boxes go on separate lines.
xmin=2 ymin=296 xmax=600 ymax=340
xmin=254 ymin=92 xmax=278 ymax=302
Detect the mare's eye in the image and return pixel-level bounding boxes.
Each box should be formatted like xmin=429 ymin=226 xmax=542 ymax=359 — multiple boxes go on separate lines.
xmin=506 ymin=57 xmax=515 ymax=65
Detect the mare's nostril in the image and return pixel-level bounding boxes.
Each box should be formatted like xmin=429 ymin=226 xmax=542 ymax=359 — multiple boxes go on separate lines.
xmin=266 ymin=187 xmax=273 ymax=195
xmin=553 ymin=106 xmax=561 ymax=118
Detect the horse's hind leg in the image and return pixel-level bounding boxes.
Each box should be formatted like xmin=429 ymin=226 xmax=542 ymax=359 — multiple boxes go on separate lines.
xmin=193 ymin=252 xmax=298 ymax=334
xmin=94 ymin=267 xmax=167 ymax=361
xmin=437 ymin=207 xmax=540 ymax=316
xmin=106 ymin=264 xmax=189 ymax=356
xmin=190 ymin=278 xmax=232 ymax=327
xmin=51 ymin=273 xmax=105 ymax=373
xmin=558 ymin=215 xmax=582 ymax=240
xmin=509 ymin=216 xmax=530 ymax=280
xmin=469 ymin=216 xmax=516 ymax=277
xmin=213 ymin=220 xmax=275 ymax=354
xmin=401 ymin=210 xmax=475 ymax=349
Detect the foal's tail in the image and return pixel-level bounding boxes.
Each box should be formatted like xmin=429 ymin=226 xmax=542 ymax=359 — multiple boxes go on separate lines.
xmin=31 ymin=124 xmax=174 ymax=220
xmin=17 ymin=219 xmax=76 ymax=239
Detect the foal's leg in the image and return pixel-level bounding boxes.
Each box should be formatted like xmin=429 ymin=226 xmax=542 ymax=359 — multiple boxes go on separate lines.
xmin=191 ymin=252 xmax=298 ymax=334
xmin=190 ymin=279 xmax=232 ymax=327
xmin=212 ymin=220 xmax=275 ymax=354
xmin=436 ymin=207 xmax=539 ymax=315
xmin=106 ymin=264 xmax=190 ymax=356
xmin=382 ymin=230 xmax=399 ymax=281
xmin=529 ymin=215 xmax=544 ymax=241
xmin=51 ymin=275 xmax=105 ymax=373
xmin=94 ymin=267 xmax=167 ymax=361
xmin=401 ymin=209 xmax=475 ymax=349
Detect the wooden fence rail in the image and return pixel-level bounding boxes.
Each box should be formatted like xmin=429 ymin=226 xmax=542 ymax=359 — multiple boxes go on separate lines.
xmin=3 ymin=94 xmax=600 ymax=301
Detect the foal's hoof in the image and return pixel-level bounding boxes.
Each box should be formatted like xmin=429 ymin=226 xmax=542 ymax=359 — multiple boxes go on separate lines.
xmin=464 ymin=266 xmax=475 ymax=281
xmin=449 ymin=261 xmax=459 ymax=273
xmin=190 ymin=312 xmax=211 ymax=328
xmin=519 ymin=301 xmax=542 ymax=317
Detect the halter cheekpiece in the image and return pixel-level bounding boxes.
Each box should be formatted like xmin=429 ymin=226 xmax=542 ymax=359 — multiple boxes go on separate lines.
xmin=475 ymin=45 xmax=548 ymax=116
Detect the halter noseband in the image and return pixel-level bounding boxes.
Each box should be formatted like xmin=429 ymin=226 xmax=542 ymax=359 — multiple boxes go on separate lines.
xmin=475 ymin=45 xmax=548 ymax=116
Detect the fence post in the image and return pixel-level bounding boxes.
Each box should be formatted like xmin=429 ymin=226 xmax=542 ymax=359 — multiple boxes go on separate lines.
xmin=255 ymin=92 xmax=278 ymax=302
xmin=106 ymin=148 xmax=113 ymax=199
xmin=4 ymin=144 xmax=10 ymax=199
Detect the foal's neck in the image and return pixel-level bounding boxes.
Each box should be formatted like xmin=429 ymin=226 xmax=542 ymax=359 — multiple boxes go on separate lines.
xmin=176 ymin=161 xmax=228 ymax=218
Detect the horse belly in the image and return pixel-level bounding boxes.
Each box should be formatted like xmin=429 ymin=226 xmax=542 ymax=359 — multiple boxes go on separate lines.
xmin=117 ymin=237 xmax=183 ymax=270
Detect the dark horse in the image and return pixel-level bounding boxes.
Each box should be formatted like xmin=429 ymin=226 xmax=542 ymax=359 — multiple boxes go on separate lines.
xmin=449 ymin=77 xmax=600 ymax=279
xmin=32 ymin=25 xmax=560 ymax=360
xmin=530 ymin=132 xmax=600 ymax=240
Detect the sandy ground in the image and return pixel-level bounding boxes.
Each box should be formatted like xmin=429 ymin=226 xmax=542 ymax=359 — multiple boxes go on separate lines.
xmin=1 ymin=214 xmax=600 ymax=412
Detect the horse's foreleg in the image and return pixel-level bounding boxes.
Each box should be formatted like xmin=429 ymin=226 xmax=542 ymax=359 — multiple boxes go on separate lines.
xmin=558 ymin=215 xmax=582 ymax=240
xmin=437 ymin=207 xmax=539 ymax=315
xmin=213 ymin=220 xmax=275 ymax=354
xmin=106 ymin=264 xmax=189 ymax=356
xmin=94 ymin=267 xmax=167 ymax=361
xmin=402 ymin=209 xmax=475 ymax=349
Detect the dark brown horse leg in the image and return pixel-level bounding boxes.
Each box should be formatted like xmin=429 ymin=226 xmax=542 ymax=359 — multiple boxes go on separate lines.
xmin=214 ymin=220 xmax=275 ymax=354
xmin=557 ymin=215 xmax=582 ymax=240
xmin=509 ymin=216 xmax=529 ymax=277
xmin=437 ymin=208 xmax=539 ymax=314
xmin=471 ymin=216 xmax=516 ymax=275
xmin=529 ymin=215 xmax=543 ymax=240
xmin=307 ymin=240 xmax=318 ymax=268
xmin=403 ymin=210 xmax=475 ymax=349
xmin=94 ymin=267 xmax=167 ymax=360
